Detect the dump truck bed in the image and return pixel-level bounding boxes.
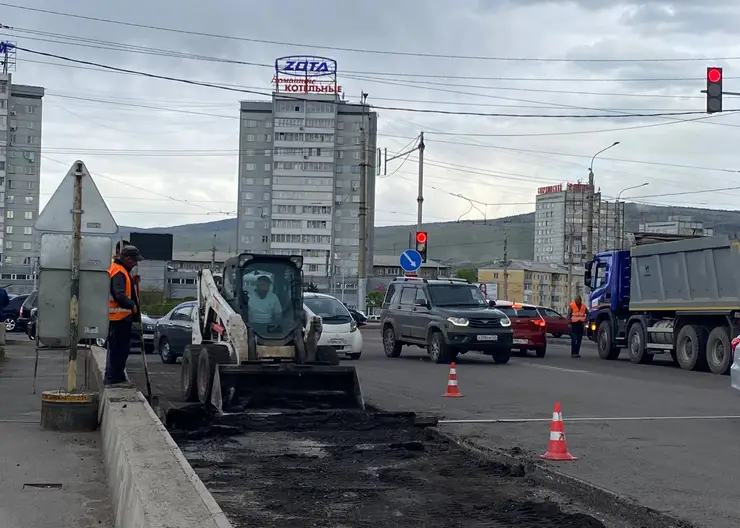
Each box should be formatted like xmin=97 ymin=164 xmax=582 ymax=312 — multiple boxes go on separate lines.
xmin=629 ymin=234 xmax=740 ymax=312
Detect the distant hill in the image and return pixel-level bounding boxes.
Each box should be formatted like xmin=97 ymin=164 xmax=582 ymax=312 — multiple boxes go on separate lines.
xmin=123 ymin=202 xmax=740 ymax=264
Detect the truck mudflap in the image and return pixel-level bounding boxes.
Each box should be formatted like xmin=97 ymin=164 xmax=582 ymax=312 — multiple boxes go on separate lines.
xmin=209 ymin=363 xmax=365 ymax=414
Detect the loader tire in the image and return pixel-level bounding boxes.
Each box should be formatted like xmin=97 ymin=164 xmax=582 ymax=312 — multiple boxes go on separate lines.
xmin=316 ymin=345 xmax=340 ymax=366
xmin=196 ymin=344 xmax=232 ymax=407
xmin=181 ymin=345 xmax=200 ymax=402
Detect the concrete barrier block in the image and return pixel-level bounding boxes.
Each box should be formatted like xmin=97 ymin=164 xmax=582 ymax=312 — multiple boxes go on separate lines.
xmin=90 ymin=347 xmax=232 ymax=528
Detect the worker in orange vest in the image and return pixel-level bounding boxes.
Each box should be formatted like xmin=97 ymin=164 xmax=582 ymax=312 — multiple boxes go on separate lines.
xmin=567 ymin=295 xmax=588 ymax=358
xmin=104 ymin=245 xmax=143 ymax=385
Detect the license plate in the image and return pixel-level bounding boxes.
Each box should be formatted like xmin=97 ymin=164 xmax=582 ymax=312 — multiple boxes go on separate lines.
xmin=513 ymin=339 xmax=528 ymax=345
xmin=329 ymin=338 xmax=346 ymax=346
xmin=477 ymin=335 xmax=498 ymax=341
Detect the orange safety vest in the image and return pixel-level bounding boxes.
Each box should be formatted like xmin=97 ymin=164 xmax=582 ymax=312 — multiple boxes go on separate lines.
xmin=569 ymin=302 xmax=587 ymax=323
xmin=108 ymin=262 xmax=133 ymax=321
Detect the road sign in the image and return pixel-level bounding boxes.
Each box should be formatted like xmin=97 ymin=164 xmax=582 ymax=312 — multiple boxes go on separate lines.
xmin=400 ymin=249 xmax=422 ymax=273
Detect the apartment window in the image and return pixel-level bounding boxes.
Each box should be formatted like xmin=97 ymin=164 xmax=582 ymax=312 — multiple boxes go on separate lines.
xmin=244 ymin=149 xmax=255 ymax=156
xmin=24 ymin=197 xmax=33 ymax=206
xmin=264 ymin=149 xmax=271 ymax=156
xmin=245 ymin=163 xmax=256 ymax=171
xmin=264 ymin=120 xmax=272 ymax=128
xmin=263 ymin=134 xmax=272 ymax=142
xmin=263 ymin=178 xmax=270 ymax=185
xmin=264 ymin=163 xmax=271 ymax=171
xmin=243 ymin=221 xmax=255 ymax=229
xmin=353 ymin=137 xmax=361 ymax=145
xmin=6 ymin=210 xmax=13 ymax=219
xmin=22 ymin=242 xmax=31 ymax=250
xmin=243 ymin=207 xmax=254 ymax=215
xmin=244 ymin=178 xmax=254 ymax=185
xmin=25 ymin=181 xmax=34 ymax=190
xmin=26 ymin=136 xmax=35 ymax=144
xmin=241 ymin=235 xmax=255 ymax=244
xmin=5 ymin=226 xmax=12 ymax=234
xmin=245 ymin=119 xmax=258 ymax=128
xmin=24 ymin=166 xmax=34 ymax=175
xmin=0 ymin=161 xmax=4 ymax=171
xmin=27 ymin=105 xmax=35 ymax=114
xmin=336 ymin=165 xmax=344 ymax=174
xmin=352 ymin=152 xmax=361 ymax=160
xmin=4 ymin=241 xmax=11 ymax=249
xmin=9 ymin=134 xmax=15 ymax=142
xmin=353 ymin=122 xmax=361 ymax=131
xmin=3 ymin=256 xmax=9 ymax=263
xmin=337 ymin=137 xmax=344 ymax=145
xmin=246 ymin=134 xmax=256 ymax=142
xmin=336 ymin=151 xmax=344 ymax=159
xmin=263 ymin=192 xmax=270 ymax=201
xmin=23 ymin=226 xmax=32 ymax=235
xmin=261 ymin=235 xmax=269 ymax=243
xmin=307 ymin=220 xmax=327 ymax=229
xmin=337 ymin=122 xmax=345 ymax=130
xmin=351 ymin=166 xmax=361 ymax=174
xmin=243 ymin=192 xmax=254 ymax=200
xmin=24 ymin=211 xmax=33 ymax=220
xmin=6 ymin=195 xmax=13 ymax=204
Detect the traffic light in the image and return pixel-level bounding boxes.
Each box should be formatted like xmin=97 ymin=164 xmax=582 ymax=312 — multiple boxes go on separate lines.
xmin=706 ymin=67 xmax=723 ymax=114
xmin=415 ymin=231 xmax=428 ymax=263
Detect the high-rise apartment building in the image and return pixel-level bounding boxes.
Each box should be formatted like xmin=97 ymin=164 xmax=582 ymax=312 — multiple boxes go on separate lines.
xmin=0 ymin=73 xmax=43 ymax=293
xmin=533 ymin=183 xmax=623 ymax=266
xmin=236 ymin=93 xmax=377 ymax=308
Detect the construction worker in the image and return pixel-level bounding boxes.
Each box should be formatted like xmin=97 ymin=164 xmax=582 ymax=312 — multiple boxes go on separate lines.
xmin=104 ymin=245 xmax=143 ymax=385
xmin=567 ymin=295 xmax=588 ymax=358
xmin=113 ymin=239 xmax=130 ymax=260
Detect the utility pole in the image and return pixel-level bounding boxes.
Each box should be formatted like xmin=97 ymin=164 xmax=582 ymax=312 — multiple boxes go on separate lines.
xmin=417 ymin=132 xmax=425 ymax=231
xmin=566 ymin=193 xmax=573 ymax=303
xmin=586 ymin=141 xmax=620 ymax=261
xmin=357 ymin=93 xmax=369 ymax=314
xmin=67 ymin=162 xmax=83 ymax=393
xmin=503 ymin=229 xmax=509 ymax=299
xmin=325 ymin=250 xmax=330 ymax=294
xmin=210 ymin=233 xmax=216 ymax=270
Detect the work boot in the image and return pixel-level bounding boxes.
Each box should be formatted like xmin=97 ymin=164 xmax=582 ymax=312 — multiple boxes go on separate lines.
xmin=571 ymin=353 xmax=581 ymax=358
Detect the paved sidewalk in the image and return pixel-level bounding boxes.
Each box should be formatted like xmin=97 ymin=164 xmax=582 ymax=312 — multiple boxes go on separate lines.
xmin=0 ymin=337 xmax=113 ymax=528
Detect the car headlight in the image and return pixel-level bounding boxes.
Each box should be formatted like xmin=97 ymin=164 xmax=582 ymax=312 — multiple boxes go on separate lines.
xmin=500 ymin=316 xmax=511 ymax=327
xmin=447 ymin=317 xmax=469 ymax=327
xmin=144 ymin=324 xmax=154 ymax=331
xmin=350 ymin=320 xmax=357 ymax=333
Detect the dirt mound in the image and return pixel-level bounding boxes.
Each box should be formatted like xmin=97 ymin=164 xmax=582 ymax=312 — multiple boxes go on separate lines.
xmin=171 ymin=410 xmax=607 ymax=528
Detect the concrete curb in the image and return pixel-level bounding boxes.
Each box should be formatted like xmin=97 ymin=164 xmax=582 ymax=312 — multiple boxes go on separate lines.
xmin=435 ymin=430 xmax=696 ymax=528
xmin=87 ymin=346 xmax=233 ymax=528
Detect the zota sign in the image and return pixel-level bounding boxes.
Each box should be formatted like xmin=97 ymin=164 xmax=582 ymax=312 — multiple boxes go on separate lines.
xmin=273 ymin=55 xmax=341 ymax=93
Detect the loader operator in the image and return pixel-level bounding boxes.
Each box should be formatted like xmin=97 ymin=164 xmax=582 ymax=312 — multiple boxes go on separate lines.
xmin=104 ymin=245 xmax=143 ymax=385
xmin=246 ymin=274 xmax=283 ymax=325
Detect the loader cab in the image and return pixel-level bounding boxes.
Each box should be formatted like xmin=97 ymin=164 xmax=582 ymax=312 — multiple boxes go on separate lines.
xmin=221 ymin=253 xmax=304 ymax=342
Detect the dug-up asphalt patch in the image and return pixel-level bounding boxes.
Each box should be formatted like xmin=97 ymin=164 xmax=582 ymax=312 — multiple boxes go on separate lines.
xmin=167 ymin=407 xmax=623 ymax=528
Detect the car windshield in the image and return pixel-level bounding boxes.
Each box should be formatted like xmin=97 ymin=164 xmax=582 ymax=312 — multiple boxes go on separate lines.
xmin=495 ymin=306 xmax=517 ymax=317
xmin=240 ymin=260 xmax=301 ymax=340
xmin=305 ymin=296 xmax=353 ymax=324
xmin=428 ymin=284 xmax=488 ymax=307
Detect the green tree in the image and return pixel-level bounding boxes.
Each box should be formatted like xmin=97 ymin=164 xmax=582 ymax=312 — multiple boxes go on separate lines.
xmin=455 ymin=268 xmax=478 ymax=283
xmin=366 ymin=290 xmax=385 ymax=309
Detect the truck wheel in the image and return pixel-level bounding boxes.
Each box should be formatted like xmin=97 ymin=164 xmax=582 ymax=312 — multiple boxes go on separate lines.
xmin=181 ymin=345 xmax=199 ymax=402
xmin=627 ymin=322 xmax=652 ymax=364
xmin=492 ymin=347 xmax=511 ymax=364
xmin=706 ymin=326 xmax=732 ymax=375
xmin=597 ymin=321 xmax=620 ymax=360
xmin=676 ymin=325 xmax=708 ymax=371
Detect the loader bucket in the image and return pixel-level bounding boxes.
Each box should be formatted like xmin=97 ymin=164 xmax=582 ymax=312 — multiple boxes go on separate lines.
xmin=215 ymin=363 xmax=365 ymax=412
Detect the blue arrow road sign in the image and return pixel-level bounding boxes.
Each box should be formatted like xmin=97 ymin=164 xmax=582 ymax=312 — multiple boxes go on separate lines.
xmin=400 ymin=249 xmax=422 ymax=273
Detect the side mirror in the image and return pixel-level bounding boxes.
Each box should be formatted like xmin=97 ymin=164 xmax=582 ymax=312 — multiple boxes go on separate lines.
xmin=488 ymin=300 xmax=496 ymax=308
xmin=414 ymin=299 xmax=429 ymax=308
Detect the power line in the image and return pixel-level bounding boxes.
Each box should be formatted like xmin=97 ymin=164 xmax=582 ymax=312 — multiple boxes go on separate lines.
xmin=2 ymin=3 xmax=738 ymax=63
xmin=15 ymin=46 xmax=720 ymax=121
xmin=6 ymin=26 xmax=736 ymax=84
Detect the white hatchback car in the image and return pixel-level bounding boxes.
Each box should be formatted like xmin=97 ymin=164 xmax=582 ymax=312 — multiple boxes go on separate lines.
xmin=304 ymin=292 xmax=363 ymax=360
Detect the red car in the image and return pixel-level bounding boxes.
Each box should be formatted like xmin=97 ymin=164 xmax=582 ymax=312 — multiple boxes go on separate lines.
xmin=536 ymin=306 xmax=570 ymax=338
xmin=493 ymin=301 xmax=548 ymax=357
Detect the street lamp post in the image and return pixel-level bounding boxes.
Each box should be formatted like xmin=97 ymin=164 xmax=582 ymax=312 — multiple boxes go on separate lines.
xmin=586 ymin=141 xmax=620 ymax=260
xmin=615 ymin=182 xmax=649 ymax=250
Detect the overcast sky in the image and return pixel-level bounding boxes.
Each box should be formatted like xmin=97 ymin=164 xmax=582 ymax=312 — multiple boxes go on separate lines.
xmin=4 ymin=0 xmax=740 ymax=228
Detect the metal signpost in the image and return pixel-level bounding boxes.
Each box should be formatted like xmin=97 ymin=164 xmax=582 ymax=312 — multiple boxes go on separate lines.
xmin=34 ymin=161 xmax=119 ymax=431
xmin=400 ymin=249 xmax=422 ymax=275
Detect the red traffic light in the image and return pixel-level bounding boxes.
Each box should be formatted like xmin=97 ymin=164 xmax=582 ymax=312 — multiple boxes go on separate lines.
xmin=415 ymin=231 xmax=428 ymax=244
xmin=708 ymin=68 xmax=722 ymax=83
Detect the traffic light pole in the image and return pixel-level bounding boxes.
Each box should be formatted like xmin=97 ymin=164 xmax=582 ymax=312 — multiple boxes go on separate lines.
xmin=357 ymin=93 xmax=369 ymax=314
xmin=384 ymin=132 xmax=425 ymax=231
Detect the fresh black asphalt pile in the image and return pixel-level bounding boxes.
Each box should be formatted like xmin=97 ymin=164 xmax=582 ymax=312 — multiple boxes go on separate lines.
xmin=167 ymin=406 xmax=607 ymax=528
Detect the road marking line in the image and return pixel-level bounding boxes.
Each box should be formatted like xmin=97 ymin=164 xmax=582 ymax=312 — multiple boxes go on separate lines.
xmin=438 ymin=415 xmax=740 ymax=425
xmin=524 ymin=363 xmax=590 ymax=374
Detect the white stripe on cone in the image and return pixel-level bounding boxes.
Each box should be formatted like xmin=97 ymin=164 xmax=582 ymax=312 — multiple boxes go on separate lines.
xmin=550 ymin=431 xmax=564 ymax=441
xmin=450 ymin=368 xmax=456 ymax=375
xmin=448 ymin=380 xmax=458 ymax=386
xmin=553 ymin=412 xmax=562 ymax=421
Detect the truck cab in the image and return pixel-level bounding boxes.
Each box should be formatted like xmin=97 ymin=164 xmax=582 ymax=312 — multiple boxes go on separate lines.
xmin=584 ymin=250 xmax=630 ymax=342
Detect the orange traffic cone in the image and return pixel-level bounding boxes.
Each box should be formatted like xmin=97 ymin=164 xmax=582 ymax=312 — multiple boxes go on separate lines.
xmin=442 ymin=362 xmax=464 ymax=398
xmin=540 ymin=401 xmax=577 ymax=461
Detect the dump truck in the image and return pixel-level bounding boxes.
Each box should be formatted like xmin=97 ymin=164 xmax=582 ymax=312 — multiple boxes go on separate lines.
xmin=180 ymin=253 xmax=364 ymax=413
xmin=585 ymin=234 xmax=740 ymax=375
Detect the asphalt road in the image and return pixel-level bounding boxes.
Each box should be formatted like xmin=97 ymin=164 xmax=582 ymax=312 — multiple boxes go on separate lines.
xmin=127 ymin=331 xmax=740 ymax=528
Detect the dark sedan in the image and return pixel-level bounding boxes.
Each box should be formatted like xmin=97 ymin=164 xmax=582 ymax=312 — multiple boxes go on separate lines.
xmin=3 ymin=294 xmax=30 ymax=332
xmin=153 ymin=301 xmax=196 ymax=364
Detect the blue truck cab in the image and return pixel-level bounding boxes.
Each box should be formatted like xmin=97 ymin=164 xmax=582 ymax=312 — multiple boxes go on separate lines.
xmin=584 ymin=250 xmax=631 ymax=352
